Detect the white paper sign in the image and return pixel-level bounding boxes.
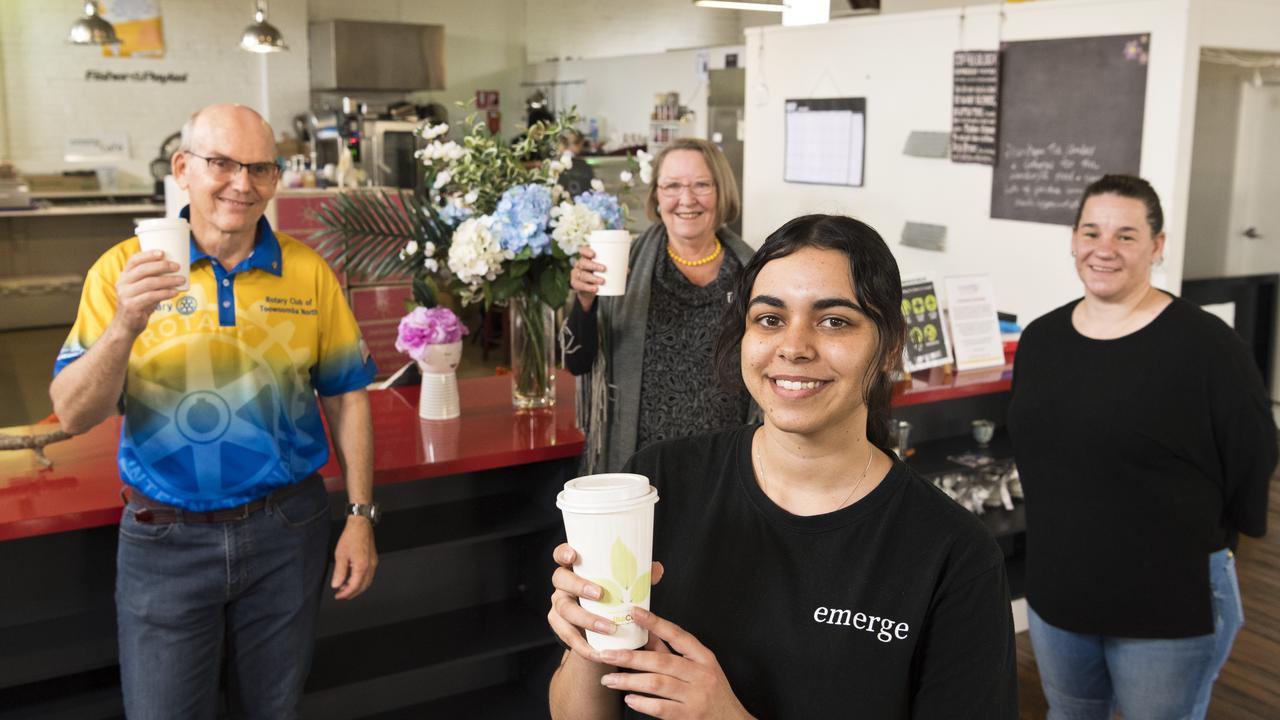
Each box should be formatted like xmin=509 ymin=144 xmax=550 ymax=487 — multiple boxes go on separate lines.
xmin=64 ymin=133 xmax=131 ymax=162
xmin=784 ymin=98 xmax=865 ymax=187
xmin=942 ymin=274 xmax=1005 ymax=372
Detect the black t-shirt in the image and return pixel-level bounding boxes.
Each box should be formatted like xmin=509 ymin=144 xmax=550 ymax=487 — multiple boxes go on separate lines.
xmin=621 ymin=425 xmax=1018 ymax=720
xmin=1007 ymin=296 xmax=1276 ymax=638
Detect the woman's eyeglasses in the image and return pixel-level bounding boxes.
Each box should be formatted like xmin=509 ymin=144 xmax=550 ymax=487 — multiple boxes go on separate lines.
xmin=657 ymin=180 xmax=716 ymax=198
xmin=185 ymin=152 xmax=280 ymax=183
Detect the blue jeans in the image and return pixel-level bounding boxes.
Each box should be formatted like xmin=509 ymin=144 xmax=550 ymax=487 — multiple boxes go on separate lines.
xmin=1028 ymin=548 xmax=1243 ymax=720
xmin=116 ymin=476 xmax=331 ymax=720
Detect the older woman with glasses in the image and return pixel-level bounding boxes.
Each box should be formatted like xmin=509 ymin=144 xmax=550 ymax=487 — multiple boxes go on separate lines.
xmin=565 ymin=138 xmax=754 ymax=473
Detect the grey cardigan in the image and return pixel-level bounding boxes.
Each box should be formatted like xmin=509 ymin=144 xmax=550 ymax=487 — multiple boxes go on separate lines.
xmin=566 ymin=223 xmax=754 ymax=473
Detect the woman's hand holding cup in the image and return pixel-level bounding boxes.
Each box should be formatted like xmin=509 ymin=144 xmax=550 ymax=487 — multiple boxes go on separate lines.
xmin=570 ymin=247 xmax=607 ymax=311
xmin=548 ymin=542 xmax=664 ymax=662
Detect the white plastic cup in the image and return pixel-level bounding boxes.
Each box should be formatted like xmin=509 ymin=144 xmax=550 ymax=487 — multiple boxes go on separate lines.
xmin=136 ymin=218 xmax=191 ymax=291
xmin=587 ymin=230 xmax=632 ymax=297
xmin=556 ymin=473 xmax=659 ymax=650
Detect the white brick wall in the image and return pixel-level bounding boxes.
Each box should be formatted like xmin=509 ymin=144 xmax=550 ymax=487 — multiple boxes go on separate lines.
xmin=525 ymin=0 xmax=751 ymax=63
xmin=0 ymin=0 xmax=768 ymax=179
xmin=0 ymin=0 xmax=309 ymax=182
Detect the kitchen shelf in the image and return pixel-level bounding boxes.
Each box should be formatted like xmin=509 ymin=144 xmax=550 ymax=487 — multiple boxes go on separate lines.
xmin=374 ymin=493 xmax=558 ymax=555
xmin=306 ymin=598 xmax=555 ymax=692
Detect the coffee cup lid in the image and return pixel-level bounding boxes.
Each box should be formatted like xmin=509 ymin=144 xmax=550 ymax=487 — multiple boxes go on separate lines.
xmin=557 ymin=473 xmax=657 ymax=513
xmin=136 ymin=217 xmax=190 ymax=235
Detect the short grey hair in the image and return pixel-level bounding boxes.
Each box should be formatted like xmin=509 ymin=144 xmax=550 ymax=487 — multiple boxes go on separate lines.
xmin=177 ymin=108 xmax=202 ymax=154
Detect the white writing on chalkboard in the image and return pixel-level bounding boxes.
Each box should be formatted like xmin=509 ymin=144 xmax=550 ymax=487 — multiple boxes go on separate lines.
xmin=1001 ymin=142 xmax=1104 ymax=212
xmin=951 ymin=51 xmax=1000 ymax=166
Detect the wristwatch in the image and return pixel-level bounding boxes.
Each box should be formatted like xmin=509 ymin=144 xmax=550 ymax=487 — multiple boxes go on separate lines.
xmin=345 ymin=502 xmax=382 ymax=526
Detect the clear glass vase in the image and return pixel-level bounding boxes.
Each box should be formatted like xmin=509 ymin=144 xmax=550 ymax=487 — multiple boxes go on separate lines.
xmin=507 ymin=293 xmax=556 ymax=409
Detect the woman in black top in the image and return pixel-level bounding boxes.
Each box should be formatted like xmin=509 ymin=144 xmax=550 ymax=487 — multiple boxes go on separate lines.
xmin=549 ymin=215 xmax=1018 ymax=719
xmin=1007 ymin=175 xmax=1277 ymax=719
xmin=565 ymin=139 xmax=753 ymax=474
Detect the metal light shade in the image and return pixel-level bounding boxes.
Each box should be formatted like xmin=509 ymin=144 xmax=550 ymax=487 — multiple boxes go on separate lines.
xmin=240 ymin=6 xmax=287 ymax=53
xmin=68 ymin=1 xmax=120 ymax=45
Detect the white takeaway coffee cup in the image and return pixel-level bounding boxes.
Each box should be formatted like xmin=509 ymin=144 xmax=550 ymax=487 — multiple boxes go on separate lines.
xmin=586 ymin=230 xmax=632 ymax=297
xmin=136 ymin=218 xmax=191 ymax=291
xmin=556 ymin=473 xmax=659 ymax=650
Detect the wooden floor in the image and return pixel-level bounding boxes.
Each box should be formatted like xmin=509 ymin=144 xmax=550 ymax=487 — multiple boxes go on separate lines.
xmin=1017 ymin=461 xmax=1280 ymax=719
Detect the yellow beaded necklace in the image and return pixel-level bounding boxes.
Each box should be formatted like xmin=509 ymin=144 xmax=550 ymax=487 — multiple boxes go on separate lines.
xmin=667 ymin=238 xmax=723 ymax=267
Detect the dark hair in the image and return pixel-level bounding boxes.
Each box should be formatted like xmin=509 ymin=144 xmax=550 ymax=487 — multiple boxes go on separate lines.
xmin=1073 ymin=174 xmax=1164 ymax=235
xmin=713 ymin=215 xmax=905 ymax=449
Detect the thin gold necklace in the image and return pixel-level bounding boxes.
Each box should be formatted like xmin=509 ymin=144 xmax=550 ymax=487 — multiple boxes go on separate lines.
xmin=754 ymin=438 xmax=876 ymax=513
xmin=667 ymin=238 xmax=722 ymax=267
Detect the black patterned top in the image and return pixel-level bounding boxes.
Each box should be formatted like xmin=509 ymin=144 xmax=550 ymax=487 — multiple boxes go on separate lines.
xmin=635 ymin=250 xmax=749 ymax=451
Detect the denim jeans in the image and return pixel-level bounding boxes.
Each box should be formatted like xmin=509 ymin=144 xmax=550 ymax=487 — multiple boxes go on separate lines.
xmin=115 ymin=476 xmax=331 ymax=720
xmin=1028 ymin=548 xmax=1243 ymax=720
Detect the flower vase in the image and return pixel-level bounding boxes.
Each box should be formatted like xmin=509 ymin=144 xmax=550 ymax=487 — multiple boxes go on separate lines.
xmin=417 ymin=341 xmax=463 ymax=420
xmin=508 ymin=293 xmax=556 ymax=409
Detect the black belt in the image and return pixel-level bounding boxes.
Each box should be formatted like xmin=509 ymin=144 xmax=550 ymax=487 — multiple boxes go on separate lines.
xmin=121 ymin=474 xmax=322 ymax=524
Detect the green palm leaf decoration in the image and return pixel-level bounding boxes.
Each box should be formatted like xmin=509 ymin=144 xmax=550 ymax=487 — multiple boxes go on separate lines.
xmin=310 ymin=188 xmax=450 ymax=306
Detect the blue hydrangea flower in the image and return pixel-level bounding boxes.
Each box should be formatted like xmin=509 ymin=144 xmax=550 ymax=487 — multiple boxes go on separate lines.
xmin=437 ymin=199 xmax=473 ymax=227
xmin=574 ymin=190 xmax=624 ymax=230
xmin=491 ymin=184 xmax=553 ymax=256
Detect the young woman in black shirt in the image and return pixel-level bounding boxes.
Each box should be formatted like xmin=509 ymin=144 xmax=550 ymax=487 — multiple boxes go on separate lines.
xmin=548 ymin=214 xmax=1018 ymax=719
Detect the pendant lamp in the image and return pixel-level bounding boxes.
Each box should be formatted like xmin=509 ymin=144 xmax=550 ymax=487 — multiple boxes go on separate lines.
xmin=68 ymin=1 xmax=121 ymax=45
xmin=240 ymin=0 xmax=288 ymax=54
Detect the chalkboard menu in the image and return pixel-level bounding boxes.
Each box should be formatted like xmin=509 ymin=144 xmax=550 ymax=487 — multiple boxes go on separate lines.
xmin=991 ymin=34 xmax=1149 ymax=225
xmin=901 ymin=276 xmax=952 ymax=372
xmin=951 ymin=51 xmax=999 ymax=165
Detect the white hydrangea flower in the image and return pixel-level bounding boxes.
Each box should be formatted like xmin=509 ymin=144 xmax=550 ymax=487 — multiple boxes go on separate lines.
xmin=420 ymin=140 xmax=466 ymax=165
xmin=424 ymin=258 xmax=439 ymax=273
xmin=447 ymin=216 xmax=513 ymax=289
xmin=549 ymin=201 xmax=604 ymax=256
xmin=421 ymin=122 xmax=449 ymax=140
xmin=636 ymin=149 xmax=654 ymax=185
xmin=590 ymin=178 xmax=605 ymax=192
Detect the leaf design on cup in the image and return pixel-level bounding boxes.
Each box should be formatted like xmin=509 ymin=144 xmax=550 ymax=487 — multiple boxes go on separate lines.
xmin=630 ymin=571 xmax=651 ymax=605
xmin=611 ymin=537 xmax=637 ymax=591
xmin=591 ymin=577 xmax=625 ymax=606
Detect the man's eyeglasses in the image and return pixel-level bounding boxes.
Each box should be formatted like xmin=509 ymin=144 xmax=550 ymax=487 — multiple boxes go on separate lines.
xmin=185 ymin=152 xmax=280 ymax=183
xmin=657 ymin=180 xmax=716 ymax=198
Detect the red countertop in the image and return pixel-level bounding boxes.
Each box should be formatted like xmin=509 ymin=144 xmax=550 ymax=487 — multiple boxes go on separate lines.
xmin=890 ymin=361 xmax=1014 ymax=407
xmin=0 ymin=372 xmax=584 ymax=542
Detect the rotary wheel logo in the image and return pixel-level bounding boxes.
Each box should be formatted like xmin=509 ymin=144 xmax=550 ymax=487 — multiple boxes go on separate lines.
xmin=125 ymin=292 xmax=318 ymax=501
xmin=176 ymin=296 xmax=198 ymax=316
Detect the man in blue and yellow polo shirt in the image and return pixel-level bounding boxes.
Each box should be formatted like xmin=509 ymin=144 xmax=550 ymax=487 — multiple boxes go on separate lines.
xmin=51 ymin=104 xmax=377 ymax=719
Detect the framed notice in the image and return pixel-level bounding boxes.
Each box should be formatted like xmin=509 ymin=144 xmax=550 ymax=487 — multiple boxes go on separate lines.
xmin=784 ymin=98 xmax=865 ymax=187
xmin=950 ymin=51 xmax=999 ymax=165
xmin=102 ymin=0 xmax=165 ymax=58
xmin=901 ymin=275 xmax=952 ymax=372
xmin=942 ymin=275 xmax=1005 ymax=372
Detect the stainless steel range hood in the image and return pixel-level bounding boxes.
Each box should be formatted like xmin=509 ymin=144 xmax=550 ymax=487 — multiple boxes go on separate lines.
xmin=309 ymin=20 xmax=445 ymax=91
